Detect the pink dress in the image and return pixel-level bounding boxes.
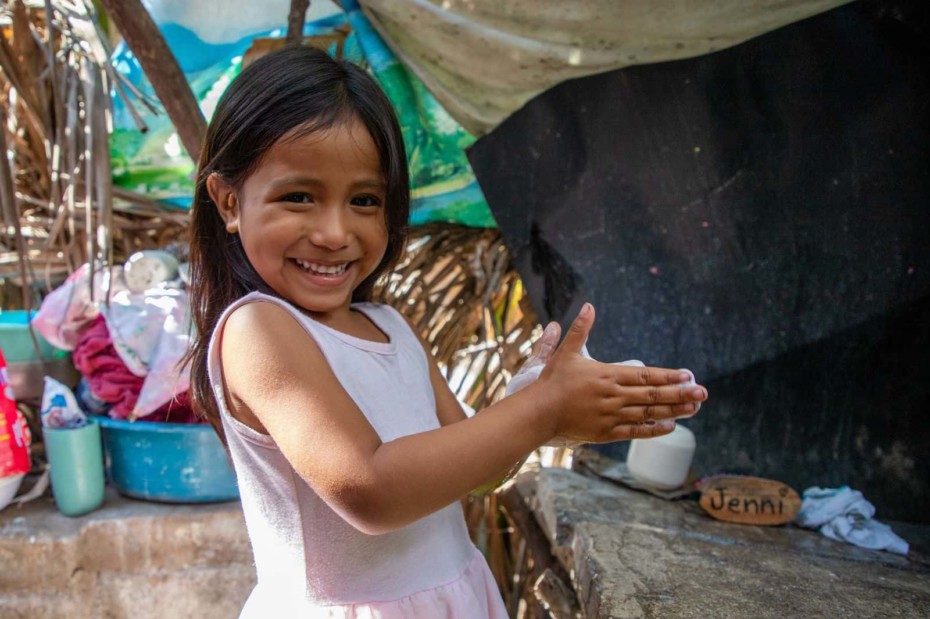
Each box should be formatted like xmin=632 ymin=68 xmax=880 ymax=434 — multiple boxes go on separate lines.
xmin=208 ymin=292 xmax=509 ymax=618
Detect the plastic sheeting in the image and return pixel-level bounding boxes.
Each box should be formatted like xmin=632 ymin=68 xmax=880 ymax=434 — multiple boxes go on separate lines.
xmin=110 ymin=0 xmax=345 ymax=206
xmin=110 ymin=0 xmax=495 ymax=226
xmin=466 ymin=1 xmax=930 ymax=521
xmin=359 ymin=0 xmax=853 ymax=135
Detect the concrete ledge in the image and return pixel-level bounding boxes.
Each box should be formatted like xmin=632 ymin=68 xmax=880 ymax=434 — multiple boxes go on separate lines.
xmin=513 ymin=467 xmax=930 ymax=619
xmin=0 ymin=487 xmax=254 ymax=618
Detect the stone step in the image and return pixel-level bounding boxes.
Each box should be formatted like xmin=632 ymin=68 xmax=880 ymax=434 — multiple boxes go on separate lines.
xmin=0 ymin=487 xmax=255 ymax=618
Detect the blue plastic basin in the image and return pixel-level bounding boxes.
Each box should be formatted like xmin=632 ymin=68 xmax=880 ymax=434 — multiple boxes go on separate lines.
xmin=96 ymin=417 xmax=239 ymax=503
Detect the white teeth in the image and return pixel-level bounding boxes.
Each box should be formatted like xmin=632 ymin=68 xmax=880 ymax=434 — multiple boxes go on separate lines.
xmin=294 ymin=259 xmax=348 ymax=275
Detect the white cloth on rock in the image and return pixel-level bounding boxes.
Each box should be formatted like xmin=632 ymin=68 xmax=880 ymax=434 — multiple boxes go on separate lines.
xmin=796 ymin=486 xmax=908 ymax=555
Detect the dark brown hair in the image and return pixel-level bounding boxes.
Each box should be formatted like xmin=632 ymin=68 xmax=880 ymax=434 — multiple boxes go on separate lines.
xmin=187 ymin=46 xmax=409 ymax=438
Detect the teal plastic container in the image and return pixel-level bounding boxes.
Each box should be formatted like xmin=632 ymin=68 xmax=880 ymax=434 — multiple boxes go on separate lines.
xmin=0 ymin=311 xmax=66 ymax=362
xmin=97 ymin=417 xmax=239 ymax=503
xmin=44 ymin=419 xmax=106 ymax=517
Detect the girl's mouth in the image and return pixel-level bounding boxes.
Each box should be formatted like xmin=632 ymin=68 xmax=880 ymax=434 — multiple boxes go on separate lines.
xmin=292 ymin=258 xmax=350 ymax=277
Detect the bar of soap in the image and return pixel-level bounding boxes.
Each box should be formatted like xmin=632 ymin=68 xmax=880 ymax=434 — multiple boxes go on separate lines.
xmin=699 ymin=476 xmax=801 ymax=525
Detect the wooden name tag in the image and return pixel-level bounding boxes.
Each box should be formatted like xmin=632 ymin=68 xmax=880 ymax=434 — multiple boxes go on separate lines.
xmin=699 ymin=476 xmax=801 ymax=526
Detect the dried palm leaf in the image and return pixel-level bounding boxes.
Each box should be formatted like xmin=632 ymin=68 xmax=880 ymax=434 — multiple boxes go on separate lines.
xmin=0 ymin=0 xmax=185 ymax=307
xmin=374 ymin=224 xmax=539 ymax=411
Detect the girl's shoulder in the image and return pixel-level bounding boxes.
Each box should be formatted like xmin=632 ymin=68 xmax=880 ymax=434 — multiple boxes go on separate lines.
xmin=216 ymin=293 xmax=309 ymax=349
xmin=216 ymin=291 xmax=303 ymax=333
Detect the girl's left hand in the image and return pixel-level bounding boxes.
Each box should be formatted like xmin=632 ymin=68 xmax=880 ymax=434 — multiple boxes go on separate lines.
xmin=506 ymin=322 xmax=702 ymax=430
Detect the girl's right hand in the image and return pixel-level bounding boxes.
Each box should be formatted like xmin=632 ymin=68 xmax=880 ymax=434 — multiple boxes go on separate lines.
xmin=531 ymin=303 xmax=707 ymax=444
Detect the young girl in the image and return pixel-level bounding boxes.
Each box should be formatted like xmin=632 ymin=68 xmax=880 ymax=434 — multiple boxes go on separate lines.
xmin=188 ymin=46 xmax=707 ymax=618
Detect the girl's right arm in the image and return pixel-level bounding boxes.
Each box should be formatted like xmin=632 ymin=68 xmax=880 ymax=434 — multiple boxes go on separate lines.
xmin=219 ymin=302 xmax=706 ymax=535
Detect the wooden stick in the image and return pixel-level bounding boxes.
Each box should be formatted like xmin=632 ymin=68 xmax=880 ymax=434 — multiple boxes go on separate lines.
xmin=0 ymin=105 xmax=42 ymax=365
xmin=533 ymin=569 xmax=582 ymax=619
xmin=286 ymin=0 xmax=310 ymax=47
xmin=0 ymin=109 xmax=19 ymax=230
xmin=95 ymin=0 xmax=205 ymax=162
xmin=499 ymin=485 xmax=568 ymax=618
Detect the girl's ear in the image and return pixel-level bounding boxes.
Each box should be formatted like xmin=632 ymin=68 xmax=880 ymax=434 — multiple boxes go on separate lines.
xmin=206 ymin=173 xmax=240 ymax=234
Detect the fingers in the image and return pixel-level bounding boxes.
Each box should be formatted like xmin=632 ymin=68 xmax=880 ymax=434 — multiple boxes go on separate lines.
xmin=614 ymin=384 xmax=708 ymax=407
xmin=527 ymin=322 xmax=561 ymax=368
xmin=619 ymin=402 xmax=700 ymax=424
xmin=614 ymin=364 xmax=697 ymax=387
xmin=556 ymin=303 xmax=595 ymax=356
xmin=678 ymin=368 xmax=701 ymax=413
xmin=593 ymin=419 xmax=677 ymax=443
xmin=624 ymin=419 xmax=677 ymax=440
xmin=586 ymin=382 xmax=704 ymax=441
xmin=607 ymin=364 xmax=703 ymax=414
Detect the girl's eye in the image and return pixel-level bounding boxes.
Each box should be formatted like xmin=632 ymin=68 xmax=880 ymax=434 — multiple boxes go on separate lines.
xmin=351 ymin=195 xmax=382 ymax=208
xmin=281 ymin=192 xmax=312 ymax=204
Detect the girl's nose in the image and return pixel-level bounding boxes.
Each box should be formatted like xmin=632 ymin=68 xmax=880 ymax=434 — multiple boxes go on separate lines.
xmin=309 ymin=207 xmax=351 ymax=250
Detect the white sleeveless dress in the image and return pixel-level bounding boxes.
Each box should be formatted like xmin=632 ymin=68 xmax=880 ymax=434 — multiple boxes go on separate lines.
xmin=207 ymin=291 xmax=509 ymax=618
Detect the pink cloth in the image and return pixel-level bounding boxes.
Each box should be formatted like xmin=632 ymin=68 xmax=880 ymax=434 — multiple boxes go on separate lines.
xmin=73 ymin=316 xmax=143 ymax=419
xmin=208 ymin=292 xmax=508 ymax=618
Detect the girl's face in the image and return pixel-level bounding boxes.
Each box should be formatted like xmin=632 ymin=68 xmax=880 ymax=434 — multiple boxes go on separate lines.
xmin=211 ymin=118 xmax=389 ymax=322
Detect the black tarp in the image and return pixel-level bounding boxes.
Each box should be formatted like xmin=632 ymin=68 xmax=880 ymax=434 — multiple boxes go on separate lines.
xmin=468 ymin=1 xmax=930 ymax=521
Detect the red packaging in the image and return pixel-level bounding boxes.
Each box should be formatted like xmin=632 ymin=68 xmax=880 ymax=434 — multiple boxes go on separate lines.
xmin=0 ymin=347 xmax=31 ymax=477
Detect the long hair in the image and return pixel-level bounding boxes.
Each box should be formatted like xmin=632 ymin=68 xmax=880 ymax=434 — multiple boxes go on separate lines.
xmin=187 ymin=46 xmax=410 ymax=439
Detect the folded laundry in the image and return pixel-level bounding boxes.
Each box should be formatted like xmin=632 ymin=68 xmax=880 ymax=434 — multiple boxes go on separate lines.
xmin=72 ymin=316 xmax=197 ymax=423
xmin=796 ymin=486 xmax=908 ymax=555
xmin=34 ymin=262 xmax=193 ymax=419
xmin=100 ymin=287 xmax=191 ymax=417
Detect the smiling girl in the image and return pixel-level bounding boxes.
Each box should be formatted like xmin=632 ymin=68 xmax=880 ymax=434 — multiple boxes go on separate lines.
xmin=187 ymin=46 xmax=706 ymax=618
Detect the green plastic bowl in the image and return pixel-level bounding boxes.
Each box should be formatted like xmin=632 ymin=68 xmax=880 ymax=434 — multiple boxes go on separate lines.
xmin=0 ymin=311 xmax=66 ymax=362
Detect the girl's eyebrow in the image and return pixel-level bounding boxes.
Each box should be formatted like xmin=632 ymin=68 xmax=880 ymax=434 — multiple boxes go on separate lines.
xmin=349 ymin=179 xmax=387 ymax=191
xmin=266 ymin=176 xmax=386 ymax=193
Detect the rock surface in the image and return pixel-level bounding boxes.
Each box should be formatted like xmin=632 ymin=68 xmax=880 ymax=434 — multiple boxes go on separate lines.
xmin=513 ymin=466 xmax=930 ymax=619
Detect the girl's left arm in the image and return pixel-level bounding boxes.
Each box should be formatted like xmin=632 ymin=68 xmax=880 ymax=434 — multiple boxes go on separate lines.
xmin=407 ymin=323 xmax=528 ymax=494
